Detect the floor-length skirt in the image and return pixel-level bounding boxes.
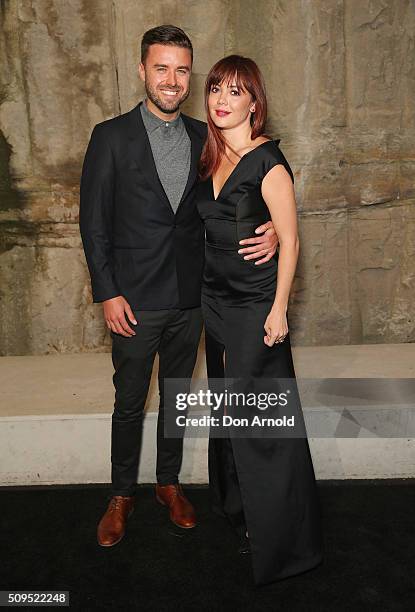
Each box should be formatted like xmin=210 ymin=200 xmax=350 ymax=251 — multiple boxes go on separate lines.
xmin=203 ymin=294 xmax=323 ymax=585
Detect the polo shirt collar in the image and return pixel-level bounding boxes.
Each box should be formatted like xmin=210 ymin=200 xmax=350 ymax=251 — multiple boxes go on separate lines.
xmin=141 ymin=99 xmax=182 ymax=133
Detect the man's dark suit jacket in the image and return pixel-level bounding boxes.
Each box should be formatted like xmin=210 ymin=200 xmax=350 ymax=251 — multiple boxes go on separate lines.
xmin=79 ymin=101 xmax=207 ymax=309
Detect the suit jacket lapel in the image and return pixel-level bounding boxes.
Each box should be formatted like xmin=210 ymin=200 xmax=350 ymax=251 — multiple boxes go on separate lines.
xmin=178 ymin=113 xmax=205 ymax=210
xmin=126 ymin=103 xmax=205 ymax=216
xmin=127 ymin=102 xmax=173 ymax=214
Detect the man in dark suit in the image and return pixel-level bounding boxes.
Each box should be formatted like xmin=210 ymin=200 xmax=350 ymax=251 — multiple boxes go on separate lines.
xmin=79 ymin=25 xmax=278 ymax=547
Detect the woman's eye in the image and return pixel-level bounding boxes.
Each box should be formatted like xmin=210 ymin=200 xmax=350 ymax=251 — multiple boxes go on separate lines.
xmin=211 ymin=86 xmax=219 ymax=93
xmin=230 ymin=89 xmax=240 ymax=95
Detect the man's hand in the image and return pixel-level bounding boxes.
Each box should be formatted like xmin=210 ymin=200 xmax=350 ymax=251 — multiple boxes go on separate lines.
xmin=103 ymin=296 xmax=137 ymax=337
xmin=238 ymin=221 xmax=279 ymax=265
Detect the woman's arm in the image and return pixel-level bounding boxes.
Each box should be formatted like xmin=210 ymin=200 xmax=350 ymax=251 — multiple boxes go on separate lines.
xmin=261 ymin=164 xmax=299 ymax=346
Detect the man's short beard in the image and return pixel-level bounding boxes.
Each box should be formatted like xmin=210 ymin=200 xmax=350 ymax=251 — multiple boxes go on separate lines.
xmin=145 ymin=80 xmax=190 ymax=114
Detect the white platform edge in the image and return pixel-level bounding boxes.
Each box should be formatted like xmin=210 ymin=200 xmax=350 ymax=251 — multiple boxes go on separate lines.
xmin=1 ymin=412 xmax=415 ymax=485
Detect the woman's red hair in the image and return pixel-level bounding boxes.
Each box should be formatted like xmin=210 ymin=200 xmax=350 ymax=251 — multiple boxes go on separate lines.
xmin=199 ymin=55 xmax=268 ymax=181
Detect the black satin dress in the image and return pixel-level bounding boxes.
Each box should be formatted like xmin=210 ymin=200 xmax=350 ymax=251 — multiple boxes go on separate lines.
xmin=196 ymin=140 xmax=323 ymax=585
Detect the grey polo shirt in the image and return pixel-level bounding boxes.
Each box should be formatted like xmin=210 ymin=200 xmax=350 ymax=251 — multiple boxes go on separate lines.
xmin=140 ymin=100 xmax=191 ymax=214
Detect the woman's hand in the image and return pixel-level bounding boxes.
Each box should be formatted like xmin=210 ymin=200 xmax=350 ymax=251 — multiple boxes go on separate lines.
xmin=264 ymin=306 xmax=288 ymax=347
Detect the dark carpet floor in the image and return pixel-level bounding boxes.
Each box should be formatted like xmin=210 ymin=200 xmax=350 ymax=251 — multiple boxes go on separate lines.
xmin=1 ymin=480 xmax=414 ymax=611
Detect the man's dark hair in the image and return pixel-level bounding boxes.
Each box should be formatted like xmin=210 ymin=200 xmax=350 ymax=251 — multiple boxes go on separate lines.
xmin=141 ymin=25 xmax=193 ymax=63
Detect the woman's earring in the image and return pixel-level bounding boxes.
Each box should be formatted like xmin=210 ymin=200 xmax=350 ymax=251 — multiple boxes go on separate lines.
xmin=250 ymin=107 xmax=255 ymax=113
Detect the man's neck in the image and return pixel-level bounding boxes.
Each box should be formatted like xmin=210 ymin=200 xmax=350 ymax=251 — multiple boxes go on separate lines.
xmin=144 ymin=98 xmax=180 ymax=122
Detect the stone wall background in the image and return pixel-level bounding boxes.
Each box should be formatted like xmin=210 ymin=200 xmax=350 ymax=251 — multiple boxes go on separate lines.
xmin=0 ymin=0 xmax=414 ymax=355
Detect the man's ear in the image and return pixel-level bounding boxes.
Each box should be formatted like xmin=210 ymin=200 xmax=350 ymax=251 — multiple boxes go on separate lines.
xmin=138 ymin=62 xmax=145 ymax=82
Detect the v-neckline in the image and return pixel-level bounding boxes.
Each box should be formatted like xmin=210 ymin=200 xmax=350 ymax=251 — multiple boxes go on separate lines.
xmin=211 ymin=139 xmax=275 ymax=201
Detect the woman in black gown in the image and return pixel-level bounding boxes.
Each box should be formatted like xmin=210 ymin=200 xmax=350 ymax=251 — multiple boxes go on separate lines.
xmin=196 ymin=55 xmax=323 ymax=585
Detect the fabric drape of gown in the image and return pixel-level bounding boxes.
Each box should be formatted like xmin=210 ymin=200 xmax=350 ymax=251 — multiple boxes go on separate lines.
xmin=196 ymin=139 xmax=323 ymax=585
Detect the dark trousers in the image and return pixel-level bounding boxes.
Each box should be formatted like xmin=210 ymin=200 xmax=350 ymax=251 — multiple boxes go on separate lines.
xmin=110 ymin=307 xmax=203 ymax=496
xmin=205 ymin=331 xmax=246 ymax=533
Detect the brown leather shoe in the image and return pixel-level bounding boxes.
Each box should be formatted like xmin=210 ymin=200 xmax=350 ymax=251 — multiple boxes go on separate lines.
xmin=155 ymin=484 xmax=196 ymax=529
xmin=97 ymin=495 xmax=135 ymax=547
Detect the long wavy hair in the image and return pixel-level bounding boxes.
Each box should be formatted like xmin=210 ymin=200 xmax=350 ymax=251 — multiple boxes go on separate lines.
xmin=198 ymin=55 xmax=268 ymax=181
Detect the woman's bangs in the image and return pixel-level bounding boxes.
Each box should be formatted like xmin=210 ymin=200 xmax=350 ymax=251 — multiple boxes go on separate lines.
xmin=231 ymin=70 xmax=249 ymax=93
xmin=207 ymin=66 xmax=248 ymax=94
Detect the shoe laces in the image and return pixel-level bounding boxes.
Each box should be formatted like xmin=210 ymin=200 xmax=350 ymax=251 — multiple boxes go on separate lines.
xmin=172 ymin=484 xmax=184 ymax=499
xmin=109 ymin=496 xmax=127 ymax=512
